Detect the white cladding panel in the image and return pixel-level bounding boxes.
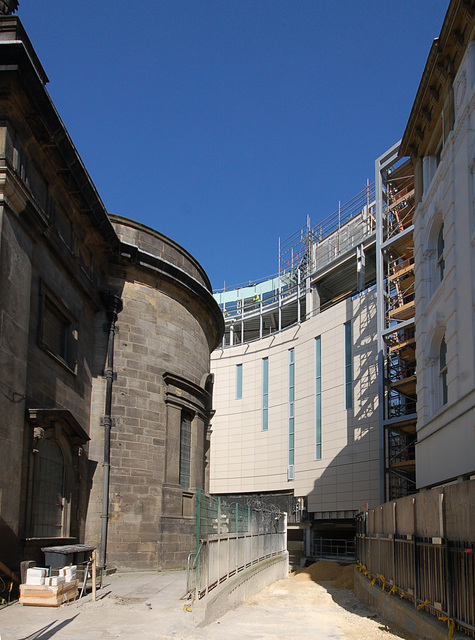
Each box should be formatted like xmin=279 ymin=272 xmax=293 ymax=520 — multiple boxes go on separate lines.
xmin=210 ymin=289 xmax=381 ymax=514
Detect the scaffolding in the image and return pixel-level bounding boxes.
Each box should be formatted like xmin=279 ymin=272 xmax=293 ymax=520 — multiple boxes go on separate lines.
xmin=376 ymin=143 xmax=417 ymax=502
xmin=214 ymin=183 xmax=376 ymax=347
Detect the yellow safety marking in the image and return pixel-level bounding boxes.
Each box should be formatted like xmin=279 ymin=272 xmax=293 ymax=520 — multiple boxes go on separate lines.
xmin=417 ymin=599 xmax=430 ymax=610
xmin=438 ymin=616 xmax=455 ymax=639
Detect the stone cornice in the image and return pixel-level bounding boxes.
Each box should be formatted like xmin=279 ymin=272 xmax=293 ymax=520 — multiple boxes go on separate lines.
xmin=163 ymin=371 xmax=209 ymax=400
xmin=163 ymin=371 xmax=211 ymax=420
xmin=117 ymin=240 xmax=224 ymax=350
xmin=109 ymin=215 xmax=213 ymax=292
xmin=400 ymin=0 xmax=475 ymax=159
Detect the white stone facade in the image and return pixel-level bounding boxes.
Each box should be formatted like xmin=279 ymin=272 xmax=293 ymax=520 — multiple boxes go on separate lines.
xmin=413 ymin=40 xmax=475 ymax=488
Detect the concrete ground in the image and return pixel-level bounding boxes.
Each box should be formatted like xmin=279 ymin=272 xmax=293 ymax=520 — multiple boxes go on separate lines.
xmin=0 ymin=570 xmax=416 ymax=640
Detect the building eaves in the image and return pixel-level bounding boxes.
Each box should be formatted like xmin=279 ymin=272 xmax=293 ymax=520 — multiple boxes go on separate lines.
xmin=400 ymin=0 xmax=475 ymax=159
xmin=0 ymin=16 xmax=120 ymax=252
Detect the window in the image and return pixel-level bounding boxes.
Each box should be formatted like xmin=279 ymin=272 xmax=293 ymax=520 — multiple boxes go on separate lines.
xmin=236 ymin=364 xmax=243 ymax=399
xmin=315 ymin=337 xmax=322 ymax=460
xmin=436 ymin=224 xmax=445 ymax=283
xmin=39 ymin=284 xmax=77 ymax=371
xmin=32 ymin=439 xmax=64 ymax=537
xmin=288 ymin=349 xmax=295 ymax=479
xmin=179 ymin=411 xmax=192 ymax=491
xmin=439 ymin=337 xmax=448 ymax=407
xmin=344 ymin=322 xmax=353 ymax=409
xmin=262 ymin=358 xmax=268 ymax=431
xmin=426 ymin=217 xmax=445 ymax=298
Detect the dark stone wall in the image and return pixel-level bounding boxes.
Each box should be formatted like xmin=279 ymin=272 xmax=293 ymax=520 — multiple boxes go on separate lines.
xmin=0 ymin=20 xmax=223 ymax=575
xmin=0 ymin=207 xmax=32 ymax=568
xmin=85 ymin=218 xmax=221 ymax=571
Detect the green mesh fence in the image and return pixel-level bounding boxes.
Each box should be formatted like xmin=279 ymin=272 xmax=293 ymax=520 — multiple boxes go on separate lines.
xmin=195 ymin=489 xmax=285 ymax=553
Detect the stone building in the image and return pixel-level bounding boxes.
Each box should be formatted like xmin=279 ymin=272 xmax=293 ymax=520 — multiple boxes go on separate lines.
xmin=399 ymin=0 xmax=475 ymax=490
xmin=0 ymin=13 xmax=223 ymax=572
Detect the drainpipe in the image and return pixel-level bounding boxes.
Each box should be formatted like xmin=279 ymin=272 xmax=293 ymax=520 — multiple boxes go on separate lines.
xmin=99 ymin=292 xmax=123 ymax=569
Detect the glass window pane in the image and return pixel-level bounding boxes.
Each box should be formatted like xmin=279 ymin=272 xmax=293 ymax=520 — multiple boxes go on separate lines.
xmin=344 ymin=322 xmax=353 ymax=409
xmin=262 ymin=358 xmax=268 ymax=387
xmin=288 ymin=349 xmax=295 ymax=476
xmin=262 ymin=358 xmax=269 ymax=431
xmin=315 ymin=336 xmax=322 ymax=460
xmin=439 ymin=337 xmax=447 ymax=369
xmin=236 ymin=364 xmax=242 ymax=399
xmin=179 ymin=411 xmax=192 ymax=491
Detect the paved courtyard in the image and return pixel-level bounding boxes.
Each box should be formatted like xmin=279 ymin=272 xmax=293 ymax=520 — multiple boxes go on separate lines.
xmin=0 ymin=570 xmax=415 ymax=640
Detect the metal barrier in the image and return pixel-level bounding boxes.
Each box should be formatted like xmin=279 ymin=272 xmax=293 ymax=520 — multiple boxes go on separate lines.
xmin=187 ymin=491 xmax=287 ymax=600
xmin=356 ymin=532 xmax=475 ymax=637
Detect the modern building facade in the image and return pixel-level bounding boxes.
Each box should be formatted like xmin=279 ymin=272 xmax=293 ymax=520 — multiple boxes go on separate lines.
xmin=211 ymin=0 xmax=475 ymax=560
xmin=0 ymin=13 xmax=223 ymax=572
xmin=211 ymin=188 xmax=381 ymax=558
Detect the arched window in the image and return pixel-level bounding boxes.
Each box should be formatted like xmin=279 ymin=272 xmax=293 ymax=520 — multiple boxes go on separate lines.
xmin=32 ymin=439 xmax=64 ymax=537
xmin=439 ymin=336 xmax=448 ymax=407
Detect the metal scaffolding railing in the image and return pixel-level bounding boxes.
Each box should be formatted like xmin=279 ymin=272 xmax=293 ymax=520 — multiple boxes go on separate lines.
xmin=214 ymin=182 xmax=376 ymax=347
xmin=376 ymin=145 xmax=417 ymax=502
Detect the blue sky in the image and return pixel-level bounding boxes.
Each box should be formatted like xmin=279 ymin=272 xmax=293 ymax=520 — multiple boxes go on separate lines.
xmin=19 ymin=1 xmax=448 ymax=291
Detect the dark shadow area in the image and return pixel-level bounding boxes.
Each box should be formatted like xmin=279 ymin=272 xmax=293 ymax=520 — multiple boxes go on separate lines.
xmin=0 ymin=516 xmax=21 ymax=578
xmin=19 ymin=615 xmax=79 ymax=640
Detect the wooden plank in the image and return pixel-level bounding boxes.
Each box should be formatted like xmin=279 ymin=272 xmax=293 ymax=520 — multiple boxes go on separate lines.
xmin=20 ymin=580 xmax=78 ymax=607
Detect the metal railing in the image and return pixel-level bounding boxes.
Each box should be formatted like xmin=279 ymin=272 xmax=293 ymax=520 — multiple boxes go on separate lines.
xmin=312 ymin=537 xmax=356 ymax=560
xmin=191 ymin=528 xmax=287 ymax=600
xmin=279 ymin=182 xmax=376 ymax=278
xmin=356 ymin=531 xmax=475 ymax=637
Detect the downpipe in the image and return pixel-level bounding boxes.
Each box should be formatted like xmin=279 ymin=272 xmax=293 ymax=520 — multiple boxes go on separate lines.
xmin=99 ymin=292 xmax=123 ymax=569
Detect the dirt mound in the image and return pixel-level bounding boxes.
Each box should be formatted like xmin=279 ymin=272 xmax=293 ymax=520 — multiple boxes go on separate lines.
xmin=331 ymin=563 xmax=355 ymax=589
xmin=291 ymin=561 xmax=355 ymax=589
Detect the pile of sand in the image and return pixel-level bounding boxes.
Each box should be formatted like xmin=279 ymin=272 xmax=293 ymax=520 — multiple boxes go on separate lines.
xmin=291 ymin=561 xmax=355 ymax=590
